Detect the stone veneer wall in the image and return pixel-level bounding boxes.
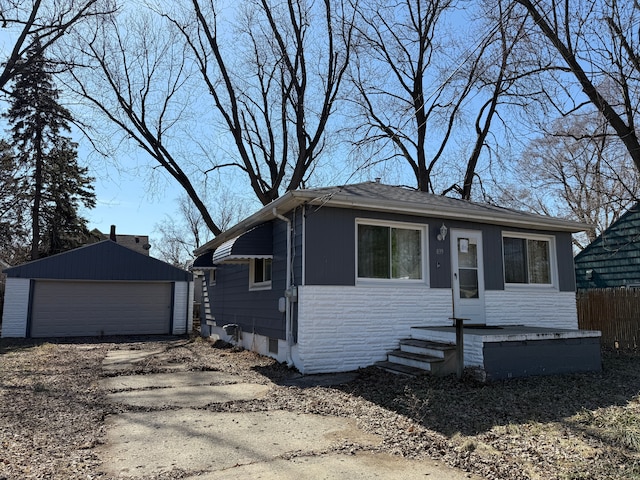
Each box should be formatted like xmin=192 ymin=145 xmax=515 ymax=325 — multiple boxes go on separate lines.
xmin=484 ymin=290 xmax=578 ymax=329
xmin=207 ymin=287 xmax=580 ymax=374
xmin=294 ymin=285 xmax=452 ymax=374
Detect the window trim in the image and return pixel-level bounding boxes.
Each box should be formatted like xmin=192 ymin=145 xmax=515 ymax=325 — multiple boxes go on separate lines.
xmin=502 ymin=232 xmax=558 ymax=288
xmin=249 ymin=257 xmax=273 ymax=291
xmin=355 ymin=218 xmax=428 ymax=285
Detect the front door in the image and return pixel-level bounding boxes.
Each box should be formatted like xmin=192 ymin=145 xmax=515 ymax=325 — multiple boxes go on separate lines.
xmin=451 ymin=229 xmax=485 ymax=324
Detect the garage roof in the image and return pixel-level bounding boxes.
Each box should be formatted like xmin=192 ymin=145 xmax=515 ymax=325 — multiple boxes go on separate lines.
xmin=3 ymin=240 xmax=192 ymax=282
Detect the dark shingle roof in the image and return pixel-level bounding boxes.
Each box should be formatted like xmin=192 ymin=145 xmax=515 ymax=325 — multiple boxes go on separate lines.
xmin=3 ymin=240 xmax=192 ymax=281
xmin=303 ymin=182 xmax=552 ymax=219
xmin=195 ymin=181 xmax=587 ymax=256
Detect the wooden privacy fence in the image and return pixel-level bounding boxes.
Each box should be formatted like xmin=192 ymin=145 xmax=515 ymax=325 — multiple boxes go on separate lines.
xmin=577 ymin=288 xmax=640 ymax=351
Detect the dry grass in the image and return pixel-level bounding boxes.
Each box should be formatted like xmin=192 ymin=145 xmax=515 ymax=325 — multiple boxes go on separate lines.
xmin=337 ymin=353 xmax=640 ymax=479
xmin=1 ymin=336 xmax=639 ymax=480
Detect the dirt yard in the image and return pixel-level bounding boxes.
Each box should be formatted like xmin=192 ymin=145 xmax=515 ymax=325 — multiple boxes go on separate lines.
xmin=0 ymin=335 xmax=639 ymax=479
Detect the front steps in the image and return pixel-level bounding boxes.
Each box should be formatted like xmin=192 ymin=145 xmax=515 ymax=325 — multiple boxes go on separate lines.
xmin=375 ymin=338 xmax=457 ymax=377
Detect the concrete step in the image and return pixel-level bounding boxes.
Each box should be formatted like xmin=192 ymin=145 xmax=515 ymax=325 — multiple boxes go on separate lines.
xmin=378 ymin=336 xmax=460 ymax=377
xmin=400 ymin=338 xmax=456 ymax=358
xmin=387 ymin=350 xmax=444 ymax=371
xmin=374 ymin=361 xmax=429 ymax=377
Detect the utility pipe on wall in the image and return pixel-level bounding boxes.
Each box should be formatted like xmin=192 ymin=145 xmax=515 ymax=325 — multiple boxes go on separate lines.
xmin=272 ymin=208 xmax=294 ymax=367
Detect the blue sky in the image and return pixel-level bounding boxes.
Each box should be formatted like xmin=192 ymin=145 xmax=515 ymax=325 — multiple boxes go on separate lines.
xmin=0 ymin=3 xmax=525 ymax=255
xmin=88 ymin=164 xmax=176 ymax=239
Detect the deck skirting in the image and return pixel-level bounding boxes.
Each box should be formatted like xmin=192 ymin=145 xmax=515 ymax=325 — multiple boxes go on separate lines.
xmin=411 ymin=326 xmax=602 ymax=380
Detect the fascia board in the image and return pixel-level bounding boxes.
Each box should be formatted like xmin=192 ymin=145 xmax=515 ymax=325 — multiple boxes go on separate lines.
xmin=194 ymin=189 xmax=588 ymax=256
xmin=297 ymin=192 xmax=589 ymax=233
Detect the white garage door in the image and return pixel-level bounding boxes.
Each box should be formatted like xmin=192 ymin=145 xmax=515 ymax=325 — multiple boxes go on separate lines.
xmin=30 ymin=281 xmax=172 ymax=337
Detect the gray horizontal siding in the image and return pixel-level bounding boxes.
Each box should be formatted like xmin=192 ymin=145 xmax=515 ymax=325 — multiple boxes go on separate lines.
xmin=304 ymin=207 xmax=355 ymax=285
xmin=209 ymin=217 xmax=290 ymax=340
xmin=303 ymin=207 xmax=576 ymax=292
xmin=211 ymin=264 xmax=284 ymax=340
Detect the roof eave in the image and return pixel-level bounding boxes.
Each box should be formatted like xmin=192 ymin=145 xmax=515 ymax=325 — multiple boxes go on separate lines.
xmin=194 ymin=189 xmax=587 ymax=256
xmin=302 ymin=193 xmax=588 ymax=233
xmin=194 ymin=192 xmax=303 ymax=256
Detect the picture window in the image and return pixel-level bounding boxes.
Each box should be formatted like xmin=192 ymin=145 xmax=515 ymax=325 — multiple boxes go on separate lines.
xmin=357 ymin=221 xmax=425 ymax=281
xmin=503 ymin=235 xmax=553 ymax=285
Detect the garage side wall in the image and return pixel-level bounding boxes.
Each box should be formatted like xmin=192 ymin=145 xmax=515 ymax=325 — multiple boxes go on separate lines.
xmin=1 ymin=278 xmax=30 ymax=338
xmin=172 ymin=281 xmax=193 ymax=335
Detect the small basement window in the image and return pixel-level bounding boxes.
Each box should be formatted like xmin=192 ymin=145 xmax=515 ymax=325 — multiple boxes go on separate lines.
xmin=249 ymin=258 xmax=272 ymax=290
xmin=268 ymin=337 xmax=279 ymax=354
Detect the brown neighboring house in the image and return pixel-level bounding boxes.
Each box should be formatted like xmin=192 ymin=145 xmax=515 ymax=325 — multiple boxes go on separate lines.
xmin=89 ymin=225 xmax=151 ymax=256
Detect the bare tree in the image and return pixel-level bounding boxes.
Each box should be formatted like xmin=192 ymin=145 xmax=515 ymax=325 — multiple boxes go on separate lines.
xmin=154 ymin=191 xmax=245 ymax=268
xmin=65 ymin=10 xmax=224 ymax=235
xmin=348 ymin=0 xmax=529 ymax=199
xmin=457 ymin=0 xmax=530 ymax=200
xmin=514 ymin=0 xmax=640 ymax=173
xmin=500 ymin=112 xmax=640 ymax=249
xmin=162 ymin=0 xmax=355 ymax=205
xmin=0 ymin=0 xmax=116 ymax=92
xmin=348 ymin=0 xmax=459 ymax=193
xmin=154 ymin=195 xmax=212 ymax=268
xmin=66 ymin=0 xmax=354 ymax=239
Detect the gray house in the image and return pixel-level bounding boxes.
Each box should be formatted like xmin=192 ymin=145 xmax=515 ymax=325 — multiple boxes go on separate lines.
xmin=1 ymin=240 xmax=193 ymax=338
xmin=194 ymin=182 xmax=601 ymax=379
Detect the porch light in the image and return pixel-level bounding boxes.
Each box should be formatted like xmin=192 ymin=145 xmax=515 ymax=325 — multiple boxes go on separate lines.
xmin=437 ymin=223 xmax=448 ymax=241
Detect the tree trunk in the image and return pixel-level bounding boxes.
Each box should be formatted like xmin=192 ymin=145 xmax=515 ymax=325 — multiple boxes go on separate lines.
xmin=516 ymin=0 xmax=640 ymax=174
xmin=31 ymin=127 xmax=43 ymax=260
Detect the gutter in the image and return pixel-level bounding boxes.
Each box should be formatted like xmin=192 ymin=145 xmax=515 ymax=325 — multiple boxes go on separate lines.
xmin=272 ymin=207 xmax=294 ymax=368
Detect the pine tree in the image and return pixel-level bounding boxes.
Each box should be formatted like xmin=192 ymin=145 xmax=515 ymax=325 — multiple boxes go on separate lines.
xmin=3 ymin=37 xmax=96 ymax=260
xmin=0 ymin=140 xmax=29 ymax=264
xmin=41 ymin=138 xmax=96 ymax=256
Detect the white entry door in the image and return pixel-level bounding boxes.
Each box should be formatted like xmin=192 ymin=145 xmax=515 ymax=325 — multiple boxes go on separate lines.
xmin=451 ymin=230 xmax=485 ymax=324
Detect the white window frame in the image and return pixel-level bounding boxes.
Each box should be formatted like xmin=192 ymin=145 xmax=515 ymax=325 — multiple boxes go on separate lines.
xmin=355 ymin=218 xmax=428 ymax=285
xmin=502 ymin=232 xmax=558 ymax=289
xmin=249 ymin=257 xmax=273 ymax=291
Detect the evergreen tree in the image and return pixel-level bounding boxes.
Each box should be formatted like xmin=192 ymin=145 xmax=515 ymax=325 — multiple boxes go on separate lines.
xmin=0 ymin=140 xmax=29 ymax=264
xmin=3 ymin=37 xmax=95 ymax=260
xmin=41 ymin=138 xmax=96 ymax=256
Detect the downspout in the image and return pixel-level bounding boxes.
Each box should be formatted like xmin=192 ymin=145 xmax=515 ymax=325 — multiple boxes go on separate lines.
xmin=272 ymin=208 xmax=294 ymax=367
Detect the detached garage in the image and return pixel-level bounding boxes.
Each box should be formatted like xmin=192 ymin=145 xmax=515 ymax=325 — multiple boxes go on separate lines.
xmin=1 ymin=240 xmax=193 ymax=338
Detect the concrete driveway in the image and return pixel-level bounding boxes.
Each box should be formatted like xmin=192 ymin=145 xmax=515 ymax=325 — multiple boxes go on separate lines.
xmin=98 ymin=347 xmax=483 ymax=479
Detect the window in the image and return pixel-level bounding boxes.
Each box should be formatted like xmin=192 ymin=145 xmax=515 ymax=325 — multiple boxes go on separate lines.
xmin=250 ymin=258 xmax=272 ymax=290
xmin=268 ymin=337 xmax=279 ymax=354
xmin=503 ymin=235 xmax=553 ymax=285
xmin=357 ymin=221 xmax=425 ymax=281
xmin=209 ymin=269 xmax=216 ymax=286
